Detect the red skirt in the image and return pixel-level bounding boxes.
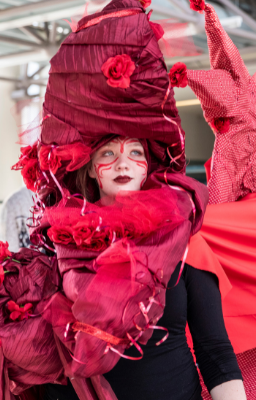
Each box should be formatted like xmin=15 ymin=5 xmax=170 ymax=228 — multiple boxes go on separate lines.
xmin=187 ymin=193 xmax=256 ymax=398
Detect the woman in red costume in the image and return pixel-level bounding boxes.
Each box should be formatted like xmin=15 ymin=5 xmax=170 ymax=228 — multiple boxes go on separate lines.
xmin=0 ymin=0 xmax=250 ymax=399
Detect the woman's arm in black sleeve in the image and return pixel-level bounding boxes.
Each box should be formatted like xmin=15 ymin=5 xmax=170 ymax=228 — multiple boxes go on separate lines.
xmin=185 ymin=264 xmax=242 ymax=392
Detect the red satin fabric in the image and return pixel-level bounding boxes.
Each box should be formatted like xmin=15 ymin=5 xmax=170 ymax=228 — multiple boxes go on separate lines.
xmin=187 ymin=193 xmax=256 ymax=354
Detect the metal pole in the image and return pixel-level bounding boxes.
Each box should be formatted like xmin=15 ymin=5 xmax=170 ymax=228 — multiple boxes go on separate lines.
xmin=217 ymin=0 xmax=256 ymax=33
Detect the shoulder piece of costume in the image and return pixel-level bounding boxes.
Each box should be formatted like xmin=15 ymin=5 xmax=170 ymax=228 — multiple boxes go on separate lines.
xmin=6 ymin=0 xmax=208 ymax=399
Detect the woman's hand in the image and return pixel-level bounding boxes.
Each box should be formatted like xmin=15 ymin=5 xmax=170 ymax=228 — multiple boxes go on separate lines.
xmin=210 ymin=379 xmax=246 ymax=400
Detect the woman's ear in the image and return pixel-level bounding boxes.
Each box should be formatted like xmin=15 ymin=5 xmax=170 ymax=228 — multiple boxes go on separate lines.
xmin=88 ymin=163 xmax=96 ymax=179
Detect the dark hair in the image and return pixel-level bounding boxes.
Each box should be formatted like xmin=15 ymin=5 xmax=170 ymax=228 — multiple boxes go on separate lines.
xmin=76 ymin=160 xmax=100 ymax=203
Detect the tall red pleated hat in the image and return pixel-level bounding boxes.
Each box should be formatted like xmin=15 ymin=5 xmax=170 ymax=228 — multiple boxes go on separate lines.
xmin=41 ymin=0 xmax=186 ymax=170
xmin=12 ymin=0 xmax=188 ymax=198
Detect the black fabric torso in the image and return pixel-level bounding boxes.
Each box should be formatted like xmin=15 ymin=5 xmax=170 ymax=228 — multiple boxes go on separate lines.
xmin=43 ymin=263 xmax=242 ymax=400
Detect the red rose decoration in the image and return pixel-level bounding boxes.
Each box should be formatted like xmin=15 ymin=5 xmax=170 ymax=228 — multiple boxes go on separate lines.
xmin=47 ymin=226 xmax=74 ymax=245
xmin=39 ymin=142 xmax=91 ymax=174
xmin=168 ymin=62 xmax=188 ymax=88
xmin=140 ymin=0 xmax=151 ymax=9
xmin=73 ymin=222 xmax=93 ymax=247
xmin=189 ymin=0 xmax=205 ymax=13
xmin=55 ymin=142 xmax=91 ymax=172
xmin=0 ymin=265 xmax=4 ymax=286
xmin=20 ymin=144 xmax=38 ymax=159
xmin=21 ymin=159 xmax=39 ymax=192
xmin=0 ymin=241 xmax=11 ymax=262
xmin=91 ymin=227 xmax=113 ymax=251
xmin=11 ymin=143 xmax=38 ymax=171
xmin=211 ymin=117 xmax=230 ymax=134
xmin=101 ymin=54 xmax=135 ymax=89
xmin=39 ymin=146 xmax=62 ymax=175
xmin=7 ymin=301 xmax=33 ymax=321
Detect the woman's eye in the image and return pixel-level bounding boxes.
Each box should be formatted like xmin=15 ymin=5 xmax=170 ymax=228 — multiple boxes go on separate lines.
xmin=130 ymin=150 xmax=143 ymax=156
xmin=102 ymin=150 xmax=114 ymax=156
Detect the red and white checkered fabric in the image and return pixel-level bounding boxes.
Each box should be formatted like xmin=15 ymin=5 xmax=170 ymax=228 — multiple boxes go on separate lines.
xmin=187 ymin=4 xmax=256 ymax=204
xmin=201 ymin=347 xmax=256 ymax=399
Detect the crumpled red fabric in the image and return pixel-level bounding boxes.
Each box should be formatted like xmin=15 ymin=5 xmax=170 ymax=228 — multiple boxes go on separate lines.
xmin=0 ymin=249 xmax=64 ymax=396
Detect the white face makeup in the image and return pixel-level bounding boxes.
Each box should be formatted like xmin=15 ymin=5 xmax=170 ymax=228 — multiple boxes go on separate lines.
xmin=89 ymin=137 xmax=148 ymax=199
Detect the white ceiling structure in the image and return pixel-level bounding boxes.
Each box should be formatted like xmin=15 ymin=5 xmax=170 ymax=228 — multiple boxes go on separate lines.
xmin=0 ymin=0 xmax=256 ymax=100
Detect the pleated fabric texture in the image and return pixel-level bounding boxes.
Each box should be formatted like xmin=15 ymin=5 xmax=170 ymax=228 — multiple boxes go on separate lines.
xmin=42 ymin=0 xmax=185 ymax=173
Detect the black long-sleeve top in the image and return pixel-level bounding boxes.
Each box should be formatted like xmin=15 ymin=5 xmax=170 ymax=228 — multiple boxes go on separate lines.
xmin=43 ymin=263 xmax=242 ymax=400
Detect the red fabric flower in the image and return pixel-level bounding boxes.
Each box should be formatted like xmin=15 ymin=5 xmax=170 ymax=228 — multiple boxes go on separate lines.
xmin=39 ymin=142 xmax=91 ymax=174
xmin=39 ymin=146 xmax=62 ymax=175
xmin=55 ymin=142 xmax=91 ymax=172
xmin=211 ymin=117 xmax=230 ymax=134
xmin=21 ymin=159 xmax=39 ymax=192
xmin=7 ymin=301 xmax=33 ymax=321
xmin=47 ymin=226 xmax=74 ymax=245
xmin=11 ymin=143 xmax=38 ymax=171
xmin=140 ymin=0 xmax=151 ymax=9
xmin=0 ymin=241 xmax=11 ymax=262
xmin=101 ymin=54 xmax=135 ymax=89
xmin=20 ymin=144 xmax=38 ymax=159
xmin=73 ymin=222 xmax=93 ymax=247
xmin=189 ymin=0 xmax=205 ymax=13
xmin=91 ymin=227 xmax=113 ymax=251
xmin=169 ymin=62 xmax=188 ymax=88
xmin=90 ymin=234 xmax=108 ymax=252
xmin=0 ymin=265 xmax=4 ymax=286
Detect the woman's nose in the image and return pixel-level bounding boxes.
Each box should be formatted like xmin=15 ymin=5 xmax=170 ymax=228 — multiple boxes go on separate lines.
xmin=115 ymin=154 xmax=130 ymax=170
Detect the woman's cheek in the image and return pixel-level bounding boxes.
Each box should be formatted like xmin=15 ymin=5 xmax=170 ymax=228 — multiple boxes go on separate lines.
xmin=128 ymin=157 xmax=148 ymax=189
xmin=94 ymin=158 xmax=118 ymax=189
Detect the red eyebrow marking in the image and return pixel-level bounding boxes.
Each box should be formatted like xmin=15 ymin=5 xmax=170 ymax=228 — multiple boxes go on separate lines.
xmin=111 ymin=138 xmax=140 ymax=154
xmin=94 ymin=158 xmax=118 ymax=189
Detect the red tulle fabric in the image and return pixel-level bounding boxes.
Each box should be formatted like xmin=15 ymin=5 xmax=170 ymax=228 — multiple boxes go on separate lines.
xmin=156 ymin=20 xmax=202 ymax=58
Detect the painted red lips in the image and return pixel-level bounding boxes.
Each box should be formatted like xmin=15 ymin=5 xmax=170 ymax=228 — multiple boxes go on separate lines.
xmin=114 ymin=175 xmax=132 ymax=184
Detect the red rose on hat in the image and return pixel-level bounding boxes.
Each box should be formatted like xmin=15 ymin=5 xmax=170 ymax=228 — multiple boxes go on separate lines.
xmin=7 ymin=301 xmax=33 ymax=321
xmin=0 ymin=241 xmax=11 ymax=262
xmin=20 ymin=144 xmax=38 ymax=159
xmin=39 ymin=146 xmax=62 ymax=175
xmin=47 ymin=226 xmax=74 ymax=245
xmin=102 ymin=54 xmax=135 ymax=89
xmin=168 ymin=63 xmax=188 ymax=88
xmin=140 ymin=0 xmax=151 ymax=9
xmin=189 ymin=0 xmax=205 ymax=13
xmin=211 ymin=117 xmax=230 ymax=134
xmin=12 ymin=143 xmax=38 ymax=171
xmin=21 ymin=159 xmax=39 ymax=192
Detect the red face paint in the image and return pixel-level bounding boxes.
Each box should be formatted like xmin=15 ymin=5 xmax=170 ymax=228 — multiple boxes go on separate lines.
xmin=94 ymin=158 xmax=118 ymax=189
xmin=127 ymin=157 xmax=148 ymax=188
xmin=112 ymin=138 xmax=140 ymax=154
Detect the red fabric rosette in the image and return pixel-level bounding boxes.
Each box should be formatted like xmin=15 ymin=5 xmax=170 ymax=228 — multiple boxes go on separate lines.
xmin=189 ymin=0 xmax=205 ymax=13
xmin=169 ymin=63 xmax=188 ymax=88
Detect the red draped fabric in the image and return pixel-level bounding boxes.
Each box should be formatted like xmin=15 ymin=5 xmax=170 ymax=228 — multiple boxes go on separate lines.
xmin=187 ymin=192 xmax=256 ymax=398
